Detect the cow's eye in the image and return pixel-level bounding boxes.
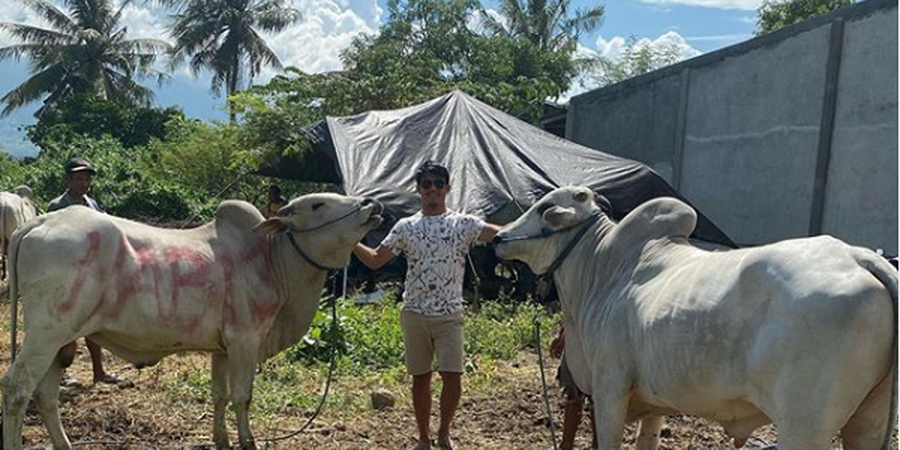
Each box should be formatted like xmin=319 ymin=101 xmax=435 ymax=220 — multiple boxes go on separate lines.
xmin=311 ymin=202 xmax=325 ymax=211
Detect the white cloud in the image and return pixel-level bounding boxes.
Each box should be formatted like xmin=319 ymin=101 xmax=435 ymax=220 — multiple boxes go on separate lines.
xmin=0 ymin=0 xmax=381 ymax=82
xmin=260 ymin=0 xmax=380 ymax=80
xmin=637 ymin=0 xmax=763 ymax=11
xmin=559 ymin=31 xmax=703 ymax=103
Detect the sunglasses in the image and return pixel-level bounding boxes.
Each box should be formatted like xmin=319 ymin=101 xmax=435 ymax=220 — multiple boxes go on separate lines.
xmin=418 ymin=179 xmax=447 ymax=189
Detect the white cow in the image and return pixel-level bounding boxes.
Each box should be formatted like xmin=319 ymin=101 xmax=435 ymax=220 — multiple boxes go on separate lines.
xmin=0 ymin=186 xmax=37 ymax=280
xmin=494 ymin=186 xmax=896 ymax=450
xmin=2 ymin=193 xmax=382 ymax=450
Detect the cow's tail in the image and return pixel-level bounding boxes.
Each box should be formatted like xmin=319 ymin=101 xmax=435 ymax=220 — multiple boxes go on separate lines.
xmin=8 ymin=217 xmax=42 ymax=362
xmin=852 ymin=248 xmax=898 ymax=450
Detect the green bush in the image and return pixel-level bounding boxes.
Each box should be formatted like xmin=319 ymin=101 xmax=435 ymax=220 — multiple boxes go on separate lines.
xmin=286 ymin=291 xmax=560 ymax=373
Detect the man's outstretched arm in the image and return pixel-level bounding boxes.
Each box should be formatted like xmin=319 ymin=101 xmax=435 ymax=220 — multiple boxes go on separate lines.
xmin=353 ymin=243 xmax=396 ymax=270
xmin=478 ymin=223 xmax=505 ymax=243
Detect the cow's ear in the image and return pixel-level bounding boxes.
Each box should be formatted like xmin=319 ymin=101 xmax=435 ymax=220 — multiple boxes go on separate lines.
xmin=593 ymin=192 xmax=612 ymax=214
xmin=254 ymin=217 xmax=290 ymax=235
xmin=543 ymin=206 xmax=579 ymax=229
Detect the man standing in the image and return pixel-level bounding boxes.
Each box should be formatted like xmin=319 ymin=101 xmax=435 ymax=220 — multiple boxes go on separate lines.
xmin=354 ymin=161 xmax=502 ymax=450
xmin=49 ymin=157 xmax=126 ymax=386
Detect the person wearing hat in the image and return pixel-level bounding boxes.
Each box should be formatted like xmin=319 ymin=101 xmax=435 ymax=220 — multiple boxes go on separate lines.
xmin=48 ymin=157 xmax=127 ymax=386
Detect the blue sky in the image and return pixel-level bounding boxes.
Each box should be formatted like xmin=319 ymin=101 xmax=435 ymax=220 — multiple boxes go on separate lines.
xmin=0 ymin=0 xmax=761 ymax=158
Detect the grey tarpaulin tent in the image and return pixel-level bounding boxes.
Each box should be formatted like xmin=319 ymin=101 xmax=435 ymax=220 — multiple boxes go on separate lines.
xmin=258 ymin=90 xmax=735 ymax=247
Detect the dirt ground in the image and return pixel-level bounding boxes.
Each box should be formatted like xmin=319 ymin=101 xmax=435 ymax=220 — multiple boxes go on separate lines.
xmin=0 ymin=279 xmax=878 ymax=449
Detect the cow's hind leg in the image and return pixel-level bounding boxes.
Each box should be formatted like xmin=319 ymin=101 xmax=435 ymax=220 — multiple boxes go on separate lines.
xmin=635 ymin=416 xmax=664 ymax=450
xmin=33 ymin=355 xmax=71 ymax=450
xmin=211 ymin=352 xmax=231 ymax=450
xmin=228 ymin=348 xmax=259 ymax=450
xmin=841 ymin=366 xmax=893 ymax=450
xmin=2 ymin=339 xmax=59 ymax=450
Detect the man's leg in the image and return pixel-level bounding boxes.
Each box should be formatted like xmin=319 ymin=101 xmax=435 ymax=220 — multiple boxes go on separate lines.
xmin=412 ymin=372 xmax=433 ymax=448
xmin=86 ymin=338 xmax=119 ymax=384
xmin=433 ymin=312 xmax=464 ymax=450
xmin=437 ymin=371 xmax=461 ymax=448
xmin=560 ymin=386 xmax=584 ymax=450
xmin=401 ymin=310 xmax=436 ymax=449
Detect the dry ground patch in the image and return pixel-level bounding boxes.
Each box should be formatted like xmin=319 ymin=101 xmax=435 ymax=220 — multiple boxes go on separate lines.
xmin=0 ymin=279 xmax=861 ymax=449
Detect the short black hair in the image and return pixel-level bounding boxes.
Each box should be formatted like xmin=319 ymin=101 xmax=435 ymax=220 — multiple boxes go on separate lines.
xmin=415 ymin=160 xmax=449 ymax=185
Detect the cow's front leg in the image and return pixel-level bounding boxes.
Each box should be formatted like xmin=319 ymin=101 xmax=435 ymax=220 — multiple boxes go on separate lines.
xmin=228 ymin=345 xmax=259 ymax=450
xmin=592 ymin=374 xmax=630 ymax=450
xmin=635 ymin=416 xmax=664 ymax=450
xmin=211 ymin=352 xmax=230 ymax=450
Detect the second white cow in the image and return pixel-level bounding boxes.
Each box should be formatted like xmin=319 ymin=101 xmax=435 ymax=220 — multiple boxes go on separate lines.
xmin=494 ymin=186 xmax=896 ymax=450
xmin=3 ymin=193 xmax=382 ymax=450
xmin=0 ymin=186 xmax=37 ymax=280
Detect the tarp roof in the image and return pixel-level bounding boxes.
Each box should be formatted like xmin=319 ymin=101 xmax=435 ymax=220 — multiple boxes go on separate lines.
xmin=258 ymin=90 xmax=735 ymax=247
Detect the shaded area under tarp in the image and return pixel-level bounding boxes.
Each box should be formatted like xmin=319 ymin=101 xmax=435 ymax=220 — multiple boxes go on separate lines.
xmin=257 ymin=90 xmax=735 ymax=247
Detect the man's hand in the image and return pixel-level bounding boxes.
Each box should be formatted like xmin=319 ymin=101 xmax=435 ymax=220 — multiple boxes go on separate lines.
xmin=478 ymin=222 xmax=505 ymax=243
xmin=549 ymin=329 xmax=565 ymax=359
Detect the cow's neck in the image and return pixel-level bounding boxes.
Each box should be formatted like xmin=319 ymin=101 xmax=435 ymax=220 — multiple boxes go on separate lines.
xmin=260 ymin=232 xmax=331 ymax=361
xmin=553 ymin=217 xmax=616 ymax=324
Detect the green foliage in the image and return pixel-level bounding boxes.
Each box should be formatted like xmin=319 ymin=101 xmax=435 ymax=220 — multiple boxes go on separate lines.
xmin=234 ymin=0 xmax=574 ymax=161
xmin=287 ymin=292 xmax=560 ymax=374
xmin=1 ymin=119 xmax=269 ymax=223
xmin=0 ymin=151 xmax=26 ymax=191
xmin=480 ymin=0 xmax=605 ymax=52
xmin=756 ymin=0 xmax=853 ymax=35
xmin=591 ymin=36 xmax=683 ymax=87
xmin=26 ymin=94 xmax=184 ymax=148
xmin=0 ymin=0 xmax=169 ymax=116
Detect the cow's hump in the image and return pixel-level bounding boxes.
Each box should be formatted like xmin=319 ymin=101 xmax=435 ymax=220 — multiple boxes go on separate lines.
xmin=614 ymin=197 xmax=697 ymax=245
xmin=215 ymin=200 xmax=265 ymax=232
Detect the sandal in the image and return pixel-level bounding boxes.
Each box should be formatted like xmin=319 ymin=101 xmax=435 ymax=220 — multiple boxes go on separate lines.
xmin=94 ymin=373 xmax=127 ymax=385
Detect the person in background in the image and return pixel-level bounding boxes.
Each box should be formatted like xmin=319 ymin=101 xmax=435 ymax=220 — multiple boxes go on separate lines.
xmin=353 ymin=161 xmax=503 ymax=450
xmin=549 ymin=325 xmax=598 ymax=450
xmin=49 ymin=157 xmax=128 ymax=387
xmin=266 ymin=184 xmax=288 ymax=218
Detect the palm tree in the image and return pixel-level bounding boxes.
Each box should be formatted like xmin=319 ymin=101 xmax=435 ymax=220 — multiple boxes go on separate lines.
xmin=0 ymin=0 xmax=170 ymax=117
xmin=481 ymin=0 xmax=605 ymax=52
xmin=168 ymin=0 xmax=300 ymax=120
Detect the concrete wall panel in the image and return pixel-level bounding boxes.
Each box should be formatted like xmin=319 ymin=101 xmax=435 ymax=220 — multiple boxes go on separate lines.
xmin=567 ymin=76 xmax=682 ymax=183
xmin=821 ymin=8 xmax=898 ymax=253
xmin=567 ymin=0 xmax=897 ymax=252
xmin=680 ymin=26 xmax=829 ymax=244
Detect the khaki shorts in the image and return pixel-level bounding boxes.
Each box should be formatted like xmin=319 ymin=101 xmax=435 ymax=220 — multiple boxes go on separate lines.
xmin=400 ymin=310 xmax=464 ymax=376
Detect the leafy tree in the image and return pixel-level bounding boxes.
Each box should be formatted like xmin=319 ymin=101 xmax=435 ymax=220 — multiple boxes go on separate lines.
xmin=168 ymin=0 xmax=301 ymax=119
xmin=592 ymin=36 xmax=682 ymax=87
xmin=26 ymin=94 xmax=184 ymax=148
xmin=234 ymin=0 xmax=570 ymax=162
xmin=480 ymin=0 xmax=605 ymax=52
xmin=756 ymin=0 xmax=853 ymax=35
xmin=0 ymin=0 xmax=170 ymax=116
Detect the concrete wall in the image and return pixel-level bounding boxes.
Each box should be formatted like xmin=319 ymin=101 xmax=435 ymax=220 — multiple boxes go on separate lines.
xmin=567 ymin=0 xmax=897 ymax=253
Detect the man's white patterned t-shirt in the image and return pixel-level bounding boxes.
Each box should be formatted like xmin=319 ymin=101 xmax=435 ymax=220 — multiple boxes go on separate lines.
xmin=381 ymin=210 xmax=485 ymax=316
